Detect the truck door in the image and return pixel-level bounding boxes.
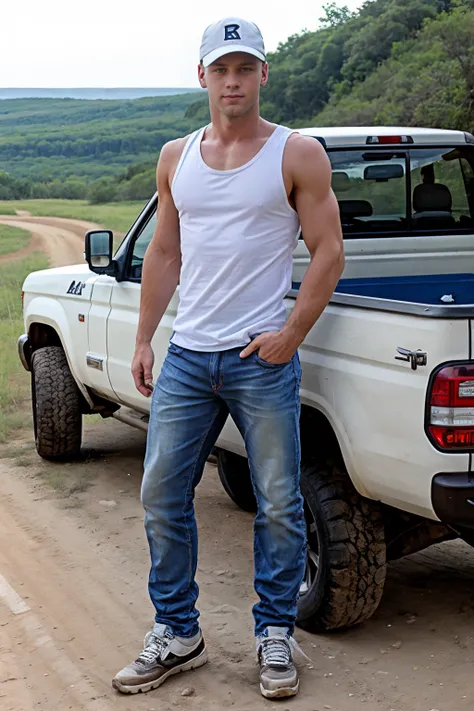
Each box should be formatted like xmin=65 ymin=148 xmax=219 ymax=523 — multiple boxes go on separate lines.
xmin=86 ymin=275 xmax=116 ymax=400
xmin=106 ymin=211 xmax=177 ymax=412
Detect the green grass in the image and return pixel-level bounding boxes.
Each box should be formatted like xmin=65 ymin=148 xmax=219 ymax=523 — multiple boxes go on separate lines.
xmin=0 ymin=225 xmax=31 ymax=255
xmin=0 ymin=252 xmax=49 ymax=442
xmin=0 ymin=205 xmax=17 ymax=215
xmin=0 ymin=199 xmax=147 ymax=234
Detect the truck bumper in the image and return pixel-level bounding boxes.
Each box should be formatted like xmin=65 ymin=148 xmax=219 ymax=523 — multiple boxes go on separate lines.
xmin=18 ymin=334 xmax=31 ymax=371
xmin=432 ymin=472 xmax=474 ymax=529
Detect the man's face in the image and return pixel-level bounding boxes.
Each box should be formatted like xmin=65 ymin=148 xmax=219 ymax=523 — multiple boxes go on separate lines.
xmin=198 ymin=52 xmax=269 ymax=119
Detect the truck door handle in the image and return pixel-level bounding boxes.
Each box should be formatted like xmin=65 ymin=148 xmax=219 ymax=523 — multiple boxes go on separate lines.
xmin=395 ymin=347 xmax=428 ymax=370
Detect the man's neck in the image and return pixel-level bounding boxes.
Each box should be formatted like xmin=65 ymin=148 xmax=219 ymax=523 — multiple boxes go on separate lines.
xmin=207 ymin=107 xmax=265 ymax=144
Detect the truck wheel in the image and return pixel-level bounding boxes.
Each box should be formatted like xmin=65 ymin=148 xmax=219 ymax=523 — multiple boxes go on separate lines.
xmin=297 ymin=457 xmax=387 ymax=631
xmin=216 ymin=450 xmax=257 ymax=513
xmin=31 ymin=346 xmax=82 ymax=460
xmin=457 ymin=527 xmax=474 ymax=548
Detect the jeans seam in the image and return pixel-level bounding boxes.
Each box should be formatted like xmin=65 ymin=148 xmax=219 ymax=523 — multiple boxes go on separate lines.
xmin=292 ymin=352 xmax=306 ymax=613
xmin=218 ymin=351 xmax=224 ymax=389
xmin=209 ymin=353 xmax=215 ymax=390
xmin=183 ymin=406 xmax=222 ymax=599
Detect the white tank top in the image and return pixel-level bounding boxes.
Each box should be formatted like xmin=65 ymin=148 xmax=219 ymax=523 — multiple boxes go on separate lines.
xmin=170 ymin=124 xmax=300 ymax=351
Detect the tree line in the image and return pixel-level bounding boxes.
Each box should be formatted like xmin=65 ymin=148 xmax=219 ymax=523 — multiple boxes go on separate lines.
xmin=0 ymin=163 xmax=157 ymax=203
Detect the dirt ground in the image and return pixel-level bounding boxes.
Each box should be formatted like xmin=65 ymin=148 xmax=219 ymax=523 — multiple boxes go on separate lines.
xmin=1 ymin=214 xmax=473 ymax=710
xmin=0 ymin=213 xmax=99 ymax=266
xmin=0 ymin=417 xmax=473 ymax=711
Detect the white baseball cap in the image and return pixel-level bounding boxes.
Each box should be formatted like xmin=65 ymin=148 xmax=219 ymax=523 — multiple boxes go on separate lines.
xmin=200 ymin=17 xmax=266 ymax=68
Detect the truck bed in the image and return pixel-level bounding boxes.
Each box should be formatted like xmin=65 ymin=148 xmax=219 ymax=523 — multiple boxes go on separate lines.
xmin=335 ymin=273 xmax=474 ymax=306
xmin=292 ymin=273 xmax=474 ymax=314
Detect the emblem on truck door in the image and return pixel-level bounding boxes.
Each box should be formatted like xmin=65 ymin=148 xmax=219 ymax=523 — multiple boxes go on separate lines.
xmin=67 ymin=280 xmax=86 ymax=296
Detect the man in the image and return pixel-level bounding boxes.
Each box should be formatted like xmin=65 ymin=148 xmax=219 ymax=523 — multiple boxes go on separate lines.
xmin=113 ymin=17 xmax=344 ymax=700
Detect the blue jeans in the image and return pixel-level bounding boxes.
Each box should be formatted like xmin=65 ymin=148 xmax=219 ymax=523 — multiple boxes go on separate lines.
xmin=141 ymin=342 xmax=306 ymax=638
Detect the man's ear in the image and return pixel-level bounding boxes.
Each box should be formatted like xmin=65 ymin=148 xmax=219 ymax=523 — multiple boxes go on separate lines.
xmin=198 ymin=63 xmax=207 ymax=89
xmin=260 ymin=61 xmax=269 ymax=88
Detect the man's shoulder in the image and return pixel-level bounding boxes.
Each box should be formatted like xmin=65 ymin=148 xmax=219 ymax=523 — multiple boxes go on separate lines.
xmin=160 ymin=135 xmax=192 ymax=164
xmin=286 ymin=131 xmax=329 ymax=170
xmin=285 ymin=131 xmax=326 ymax=161
xmin=283 ymin=131 xmax=331 ymax=190
xmin=159 ymin=127 xmax=205 ymax=169
xmin=159 ymin=127 xmax=205 ymax=186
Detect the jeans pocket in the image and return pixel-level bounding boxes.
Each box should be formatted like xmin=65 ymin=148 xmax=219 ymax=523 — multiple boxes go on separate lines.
xmin=255 ymin=353 xmax=292 ymax=368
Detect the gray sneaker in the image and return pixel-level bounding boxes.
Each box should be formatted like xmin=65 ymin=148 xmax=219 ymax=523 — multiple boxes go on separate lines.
xmin=257 ymin=627 xmax=299 ymax=699
xmin=112 ymin=624 xmax=207 ymax=694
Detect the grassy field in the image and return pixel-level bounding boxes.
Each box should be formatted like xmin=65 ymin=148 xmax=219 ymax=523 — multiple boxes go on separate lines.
xmin=0 ymin=199 xmax=151 ymax=443
xmin=0 ymin=252 xmax=49 ymax=442
xmin=0 ymin=224 xmax=31 ymax=255
xmin=0 ymin=205 xmax=17 ymax=215
xmin=0 ymin=199 xmax=148 ymax=234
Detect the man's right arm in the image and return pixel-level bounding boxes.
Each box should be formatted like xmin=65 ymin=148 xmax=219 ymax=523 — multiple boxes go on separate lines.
xmin=132 ymin=139 xmax=185 ymax=396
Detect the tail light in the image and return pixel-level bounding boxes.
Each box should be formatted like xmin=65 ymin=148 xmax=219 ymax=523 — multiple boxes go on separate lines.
xmin=427 ymin=363 xmax=474 ymax=450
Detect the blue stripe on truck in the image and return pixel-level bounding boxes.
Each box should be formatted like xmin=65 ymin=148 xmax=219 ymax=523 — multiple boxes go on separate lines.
xmin=292 ymin=273 xmax=474 ymax=305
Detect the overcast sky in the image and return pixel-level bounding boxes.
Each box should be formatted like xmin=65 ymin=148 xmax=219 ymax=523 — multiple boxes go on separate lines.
xmin=1 ymin=0 xmax=364 ymax=87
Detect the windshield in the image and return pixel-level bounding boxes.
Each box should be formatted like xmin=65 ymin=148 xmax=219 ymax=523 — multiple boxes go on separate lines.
xmin=329 ymin=146 xmax=474 ymax=237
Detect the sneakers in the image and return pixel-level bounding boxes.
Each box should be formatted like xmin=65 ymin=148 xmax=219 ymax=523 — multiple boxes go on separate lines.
xmin=112 ymin=624 xmax=207 ymax=694
xmin=257 ymin=627 xmax=300 ymax=699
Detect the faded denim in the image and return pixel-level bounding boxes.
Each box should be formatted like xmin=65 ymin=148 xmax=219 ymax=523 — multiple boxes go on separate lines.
xmin=141 ymin=343 xmax=306 ymax=638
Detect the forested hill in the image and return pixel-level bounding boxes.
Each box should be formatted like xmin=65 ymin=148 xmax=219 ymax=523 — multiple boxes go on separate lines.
xmin=1 ymin=0 xmax=473 ymax=203
xmin=0 ymin=93 xmax=203 ymax=201
xmin=264 ymin=0 xmax=474 ymax=130
xmin=0 ymin=94 xmax=201 ymax=182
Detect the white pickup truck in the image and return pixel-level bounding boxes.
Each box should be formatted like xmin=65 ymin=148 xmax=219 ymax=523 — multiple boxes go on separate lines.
xmin=19 ymin=126 xmax=474 ymax=633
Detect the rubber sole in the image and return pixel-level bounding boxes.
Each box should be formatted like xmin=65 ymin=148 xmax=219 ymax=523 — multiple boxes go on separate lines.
xmin=260 ymin=679 xmax=300 ymax=699
xmin=112 ymin=648 xmax=208 ymax=694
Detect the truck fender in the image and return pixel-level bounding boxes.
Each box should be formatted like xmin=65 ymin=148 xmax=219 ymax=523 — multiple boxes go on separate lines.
xmin=24 ymin=296 xmax=94 ymax=409
xmin=300 ymin=393 xmax=368 ymax=498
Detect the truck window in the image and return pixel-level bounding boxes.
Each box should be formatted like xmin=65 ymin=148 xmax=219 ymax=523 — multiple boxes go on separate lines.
xmin=329 ymin=150 xmax=407 ymax=236
xmin=328 ymin=146 xmax=474 ymax=237
xmin=128 ymin=212 xmax=157 ymax=280
xmin=410 ymin=148 xmax=474 ymax=231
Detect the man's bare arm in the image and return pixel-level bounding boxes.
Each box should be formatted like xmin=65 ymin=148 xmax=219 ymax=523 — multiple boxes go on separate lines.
xmin=132 ymin=138 xmax=185 ymax=395
xmin=281 ymin=134 xmax=344 ymax=346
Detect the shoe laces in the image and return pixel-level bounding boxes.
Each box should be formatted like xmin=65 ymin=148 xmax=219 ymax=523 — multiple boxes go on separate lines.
xmin=259 ymin=637 xmax=291 ymax=668
xmin=137 ymin=628 xmax=174 ymax=666
xmin=258 ymin=635 xmax=313 ymax=668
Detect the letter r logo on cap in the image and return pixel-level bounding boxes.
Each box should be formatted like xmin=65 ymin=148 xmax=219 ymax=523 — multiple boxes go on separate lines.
xmin=224 ymin=24 xmax=241 ymax=41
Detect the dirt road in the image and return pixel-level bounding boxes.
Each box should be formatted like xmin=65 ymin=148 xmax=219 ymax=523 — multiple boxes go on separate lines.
xmin=0 ymin=214 xmax=101 ymax=267
xmin=0 ymin=419 xmax=473 ymax=711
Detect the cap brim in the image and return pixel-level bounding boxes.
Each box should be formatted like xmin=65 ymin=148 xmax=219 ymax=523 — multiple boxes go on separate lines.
xmin=202 ymin=45 xmax=266 ymax=68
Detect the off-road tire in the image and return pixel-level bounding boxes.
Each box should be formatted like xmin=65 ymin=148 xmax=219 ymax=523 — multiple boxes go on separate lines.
xmin=297 ymin=457 xmax=387 ymax=631
xmin=31 ymin=346 xmax=82 ymax=460
xmin=216 ymin=450 xmax=257 ymax=513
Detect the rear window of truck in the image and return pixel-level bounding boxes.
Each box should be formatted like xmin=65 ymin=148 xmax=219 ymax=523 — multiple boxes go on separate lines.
xmin=329 ymin=146 xmax=474 ymax=237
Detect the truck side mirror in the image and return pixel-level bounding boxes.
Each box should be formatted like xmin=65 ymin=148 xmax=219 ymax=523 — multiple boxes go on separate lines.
xmin=85 ymin=230 xmax=115 ymax=275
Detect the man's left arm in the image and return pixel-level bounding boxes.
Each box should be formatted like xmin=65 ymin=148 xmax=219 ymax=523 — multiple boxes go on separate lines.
xmin=282 ymin=135 xmax=344 ymax=347
xmin=241 ymin=135 xmax=344 ymax=363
